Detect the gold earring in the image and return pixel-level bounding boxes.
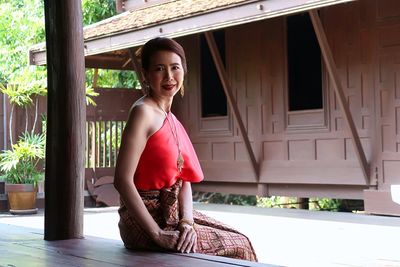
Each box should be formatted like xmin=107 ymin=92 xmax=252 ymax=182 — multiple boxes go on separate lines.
xmin=180 ymin=84 xmax=185 ymax=97
xmin=143 ymin=81 xmax=150 ymax=95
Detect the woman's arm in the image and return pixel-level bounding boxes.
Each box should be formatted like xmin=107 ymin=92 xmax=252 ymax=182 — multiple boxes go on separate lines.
xmin=179 ymin=181 xmax=194 ymax=222
xmin=177 ymin=181 xmax=197 ymax=253
xmin=114 ymin=105 xmax=179 ymax=250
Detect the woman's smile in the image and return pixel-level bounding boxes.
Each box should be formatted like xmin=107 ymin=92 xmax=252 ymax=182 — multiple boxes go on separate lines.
xmin=162 ymin=84 xmax=176 ymax=91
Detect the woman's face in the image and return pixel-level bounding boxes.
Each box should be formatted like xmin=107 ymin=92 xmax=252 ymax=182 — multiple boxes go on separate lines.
xmin=144 ymin=50 xmax=184 ymax=98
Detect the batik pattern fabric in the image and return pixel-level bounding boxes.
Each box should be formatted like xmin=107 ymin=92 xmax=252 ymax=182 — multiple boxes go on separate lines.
xmin=118 ymin=179 xmax=258 ymax=262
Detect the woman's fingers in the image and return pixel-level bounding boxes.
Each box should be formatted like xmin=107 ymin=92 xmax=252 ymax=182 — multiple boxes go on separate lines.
xmin=180 ymin=232 xmax=192 ymax=252
xmin=158 ymin=230 xmax=180 ymax=250
xmin=177 ymin=227 xmax=189 ymax=251
xmin=185 ymin=233 xmax=196 ymax=253
xmin=178 ymin=228 xmax=197 ymax=253
xmin=193 ymin=237 xmax=197 ymax=253
xmin=170 ymin=230 xmax=180 ymax=249
xmin=190 ymin=232 xmax=197 ymax=253
xmin=158 ymin=228 xmax=197 ymax=253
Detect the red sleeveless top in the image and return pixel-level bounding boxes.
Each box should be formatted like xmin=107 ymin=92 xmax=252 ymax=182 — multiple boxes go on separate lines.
xmin=134 ymin=112 xmax=204 ymax=190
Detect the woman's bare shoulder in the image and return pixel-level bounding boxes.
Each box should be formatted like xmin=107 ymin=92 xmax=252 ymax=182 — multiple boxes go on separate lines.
xmin=127 ymin=96 xmax=153 ymax=119
xmin=126 ymin=97 xmax=158 ymax=137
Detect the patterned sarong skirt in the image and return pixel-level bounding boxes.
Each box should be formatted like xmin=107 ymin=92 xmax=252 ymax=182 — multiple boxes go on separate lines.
xmin=118 ymin=180 xmax=258 ymax=262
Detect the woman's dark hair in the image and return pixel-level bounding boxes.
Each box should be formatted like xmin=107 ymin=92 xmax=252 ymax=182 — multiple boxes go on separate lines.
xmin=139 ymin=37 xmax=187 ymax=74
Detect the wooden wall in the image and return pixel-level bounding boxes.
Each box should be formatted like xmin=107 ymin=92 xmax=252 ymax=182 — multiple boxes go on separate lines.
xmin=179 ymin=0 xmax=400 ymax=204
xmin=364 ymin=0 xmax=400 ymax=215
xmin=373 ymin=0 xmax=400 ymax=190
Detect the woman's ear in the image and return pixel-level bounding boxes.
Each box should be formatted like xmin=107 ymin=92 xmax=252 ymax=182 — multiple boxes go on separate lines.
xmin=141 ymin=70 xmax=150 ymax=94
xmin=142 ymin=69 xmax=148 ymax=82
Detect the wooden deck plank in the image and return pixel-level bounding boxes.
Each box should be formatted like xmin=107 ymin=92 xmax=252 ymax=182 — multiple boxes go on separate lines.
xmin=0 ymin=223 xmax=271 ymax=267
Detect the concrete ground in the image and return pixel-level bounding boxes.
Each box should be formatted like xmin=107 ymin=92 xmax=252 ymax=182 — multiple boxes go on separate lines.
xmin=1 ymin=203 xmax=400 ymax=267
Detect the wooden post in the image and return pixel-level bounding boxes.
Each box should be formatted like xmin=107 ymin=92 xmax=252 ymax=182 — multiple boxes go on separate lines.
xmin=309 ymin=10 xmax=370 ymax=184
xmin=298 ymin=198 xmax=309 ymax=210
xmin=205 ymin=32 xmax=259 ymax=180
xmin=43 ymin=0 xmax=86 ymax=240
xmin=128 ymin=48 xmax=146 ymax=95
xmin=93 ymin=68 xmax=99 ymax=88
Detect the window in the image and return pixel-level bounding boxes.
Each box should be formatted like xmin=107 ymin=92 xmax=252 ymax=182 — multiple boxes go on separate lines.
xmin=287 ymin=13 xmax=323 ymax=111
xmin=200 ymin=30 xmax=227 ymax=117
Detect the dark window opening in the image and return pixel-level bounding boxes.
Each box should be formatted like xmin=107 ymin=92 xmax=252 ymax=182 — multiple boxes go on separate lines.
xmin=200 ymin=30 xmax=228 ymax=117
xmin=287 ymin=13 xmax=323 ymax=111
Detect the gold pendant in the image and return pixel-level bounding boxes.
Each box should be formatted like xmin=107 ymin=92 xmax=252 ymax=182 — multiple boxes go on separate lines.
xmin=177 ymin=153 xmax=184 ymax=172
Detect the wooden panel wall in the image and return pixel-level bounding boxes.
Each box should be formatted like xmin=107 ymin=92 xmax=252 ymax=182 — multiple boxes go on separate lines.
xmin=374 ymin=0 xmax=400 ymax=190
xmin=86 ymin=88 xmax=142 ymax=121
xmin=181 ymin=0 xmax=390 ymax=197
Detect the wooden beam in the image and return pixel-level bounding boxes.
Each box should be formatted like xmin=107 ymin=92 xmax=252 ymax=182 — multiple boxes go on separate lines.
xmin=128 ymin=48 xmax=146 ymax=95
xmin=204 ymin=32 xmax=259 ymax=180
xmin=43 ymin=0 xmax=86 ymax=240
xmin=85 ymin=56 xmax=135 ymax=70
xmin=309 ymin=10 xmax=370 ymax=184
xmin=92 ymin=69 xmax=98 ymax=88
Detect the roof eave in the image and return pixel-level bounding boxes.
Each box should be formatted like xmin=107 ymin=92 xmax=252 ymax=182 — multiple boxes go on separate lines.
xmin=29 ymin=0 xmax=356 ymax=66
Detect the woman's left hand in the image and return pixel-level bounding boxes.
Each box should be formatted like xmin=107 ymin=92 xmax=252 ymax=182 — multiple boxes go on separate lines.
xmin=177 ymin=223 xmax=197 ymax=253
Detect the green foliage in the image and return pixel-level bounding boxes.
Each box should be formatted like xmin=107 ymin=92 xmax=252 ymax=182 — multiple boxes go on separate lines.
xmin=85 ymin=85 xmax=99 ymax=106
xmin=194 ymin=192 xmax=257 ymax=206
xmin=193 ymin=192 xmax=363 ymax=212
xmin=0 ymin=68 xmax=47 ymax=107
xmin=0 ymin=0 xmax=45 ymax=84
xmin=257 ymin=196 xmax=345 ymax=211
xmin=81 ymin=0 xmax=139 ymax=91
xmin=257 ymin=196 xmax=284 ymax=208
xmin=86 ymin=69 xmax=140 ymax=89
xmin=82 ymin=0 xmax=116 ymax=26
xmin=0 ymin=132 xmax=45 ymax=185
xmin=309 ymin=198 xmax=341 ymax=211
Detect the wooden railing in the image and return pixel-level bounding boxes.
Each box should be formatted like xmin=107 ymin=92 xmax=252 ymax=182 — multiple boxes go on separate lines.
xmin=85 ymin=120 xmax=126 ymax=168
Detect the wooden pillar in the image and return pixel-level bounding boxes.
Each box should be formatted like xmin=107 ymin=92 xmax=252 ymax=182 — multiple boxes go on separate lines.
xmin=43 ymin=0 xmax=86 ymax=240
xmin=298 ymin=198 xmax=309 ymax=210
xmin=309 ymin=10 xmax=370 ymax=184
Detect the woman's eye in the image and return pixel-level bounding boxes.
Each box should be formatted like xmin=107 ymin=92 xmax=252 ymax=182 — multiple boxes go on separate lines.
xmin=155 ymin=66 xmax=164 ymax=71
xmin=172 ymin=66 xmax=180 ymax=70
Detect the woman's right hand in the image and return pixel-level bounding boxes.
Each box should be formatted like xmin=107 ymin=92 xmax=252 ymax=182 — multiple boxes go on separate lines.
xmin=153 ymin=229 xmax=180 ymax=251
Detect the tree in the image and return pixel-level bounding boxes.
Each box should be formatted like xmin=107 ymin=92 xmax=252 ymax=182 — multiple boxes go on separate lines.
xmin=0 ymin=68 xmax=47 ymax=144
xmin=81 ymin=0 xmax=139 ymax=90
xmin=82 ymin=0 xmax=116 ymax=26
xmin=0 ymin=0 xmax=45 ymax=84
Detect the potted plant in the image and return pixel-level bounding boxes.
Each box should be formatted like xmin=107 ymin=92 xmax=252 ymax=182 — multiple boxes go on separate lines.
xmin=0 ymin=131 xmax=45 ymax=214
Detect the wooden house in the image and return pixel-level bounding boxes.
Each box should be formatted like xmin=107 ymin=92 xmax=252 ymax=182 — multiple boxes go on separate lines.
xmin=28 ymin=0 xmax=400 ymax=216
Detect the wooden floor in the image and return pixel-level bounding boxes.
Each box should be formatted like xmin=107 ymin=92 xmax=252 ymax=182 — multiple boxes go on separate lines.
xmin=0 ymin=223 xmax=272 ymax=267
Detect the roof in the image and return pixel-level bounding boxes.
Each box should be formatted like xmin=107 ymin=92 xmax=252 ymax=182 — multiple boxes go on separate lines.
xmin=84 ymin=0 xmax=253 ymax=40
xmin=29 ymin=0 xmax=356 ymax=66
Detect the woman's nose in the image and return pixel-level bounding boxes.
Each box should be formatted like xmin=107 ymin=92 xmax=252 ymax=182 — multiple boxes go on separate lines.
xmin=164 ymin=69 xmax=173 ymax=80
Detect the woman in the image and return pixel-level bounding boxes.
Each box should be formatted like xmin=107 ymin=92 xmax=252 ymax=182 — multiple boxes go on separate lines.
xmin=114 ymin=37 xmax=257 ymax=261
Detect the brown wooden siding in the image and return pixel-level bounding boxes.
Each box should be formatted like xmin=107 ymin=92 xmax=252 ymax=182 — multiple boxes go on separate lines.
xmin=374 ymin=0 xmax=400 ymax=191
xmin=180 ymin=0 xmax=400 ymax=203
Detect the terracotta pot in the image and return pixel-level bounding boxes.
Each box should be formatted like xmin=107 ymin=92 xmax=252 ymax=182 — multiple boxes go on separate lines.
xmin=5 ymin=183 xmax=38 ymax=214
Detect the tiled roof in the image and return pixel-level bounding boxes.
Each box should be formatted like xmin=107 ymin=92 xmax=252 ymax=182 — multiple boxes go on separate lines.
xmin=83 ymin=0 xmax=253 ymax=40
